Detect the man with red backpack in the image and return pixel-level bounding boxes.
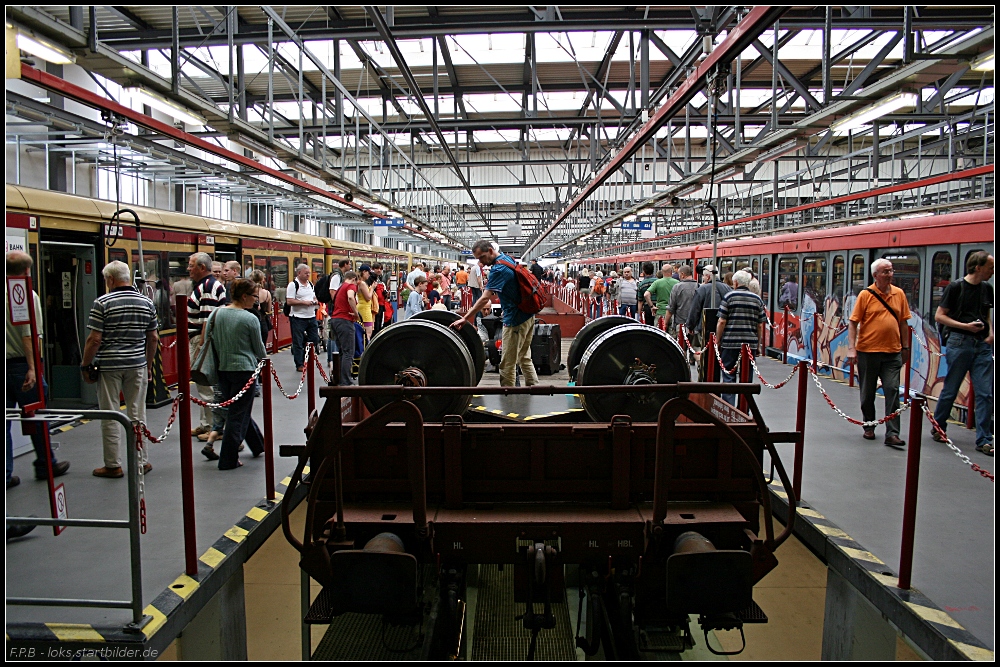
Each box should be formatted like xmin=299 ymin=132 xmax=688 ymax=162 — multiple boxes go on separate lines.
xmin=452 ymin=240 xmax=543 ymax=387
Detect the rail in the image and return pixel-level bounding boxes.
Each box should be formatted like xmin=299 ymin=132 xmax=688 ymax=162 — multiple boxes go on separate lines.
xmin=5 ymin=409 xmax=149 ymax=633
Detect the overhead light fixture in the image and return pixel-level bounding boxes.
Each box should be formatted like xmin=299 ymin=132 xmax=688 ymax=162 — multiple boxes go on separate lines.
xmin=15 ymin=31 xmax=76 ymax=64
xmin=290 ymin=160 xmax=322 ymax=179
xmin=830 ymin=92 xmax=919 ymax=132
xmin=125 ymin=86 xmax=206 ymax=126
xmin=228 ymin=132 xmax=277 ymax=159
xmin=970 ymin=50 xmax=994 ymax=71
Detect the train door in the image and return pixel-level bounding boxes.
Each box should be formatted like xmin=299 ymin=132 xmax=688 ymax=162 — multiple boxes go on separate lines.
xmin=39 ymin=241 xmax=99 ymax=407
xmin=774 ymin=255 xmax=800 ymax=352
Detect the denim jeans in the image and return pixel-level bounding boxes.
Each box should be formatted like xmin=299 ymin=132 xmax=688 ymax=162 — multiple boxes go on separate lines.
xmin=289 ymin=316 xmax=320 ymax=369
xmin=857 ymin=351 xmax=902 ymax=438
xmin=326 ymin=317 xmax=339 ymax=364
xmin=619 ymin=303 xmax=639 ymax=320
xmin=5 ymin=359 xmax=57 ymax=482
xmin=211 ymin=386 xmax=228 ymax=434
xmin=217 ymin=370 xmax=265 ymax=470
xmin=933 ymin=333 xmax=994 ymax=446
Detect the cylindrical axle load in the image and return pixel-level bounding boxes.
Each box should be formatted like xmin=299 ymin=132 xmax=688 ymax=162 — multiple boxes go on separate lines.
xmin=576 ymin=323 xmax=688 ymax=422
xmin=358 ymin=319 xmax=476 ymax=420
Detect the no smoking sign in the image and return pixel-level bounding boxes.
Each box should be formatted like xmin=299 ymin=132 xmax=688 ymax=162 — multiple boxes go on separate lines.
xmin=7 ymin=276 xmax=31 ymax=325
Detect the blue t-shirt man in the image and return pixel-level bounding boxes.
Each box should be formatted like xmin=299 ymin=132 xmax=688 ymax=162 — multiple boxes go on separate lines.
xmin=486 ymin=254 xmax=533 ymax=328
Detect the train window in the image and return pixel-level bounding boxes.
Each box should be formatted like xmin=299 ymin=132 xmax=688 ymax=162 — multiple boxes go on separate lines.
xmin=831 ymin=255 xmax=846 ymax=309
xmin=760 ymin=258 xmax=770 ymax=303
xmin=133 ymin=251 xmax=171 ymax=329
xmin=243 ymin=255 xmax=253 ymax=278
xmin=253 ymin=256 xmax=269 ymax=290
xmin=269 ymin=257 xmax=289 ymax=302
xmin=720 ymin=259 xmax=734 ymax=274
xmin=883 ymin=253 xmax=920 ymax=309
xmin=736 ymin=257 xmax=750 ymax=272
xmin=802 ymin=256 xmax=827 ymax=315
xmin=777 ymin=258 xmax=799 ymax=310
xmin=108 ymin=248 xmax=127 ymax=266
xmin=930 ymin=252 xmax=953 ymax=317
xmin=312 ymin=258 xmax=325 ymax=282
xmin=751 ymin=258 xmax=759 ymax=276
xmin=293 ymin=257 xmax=307 ymax=273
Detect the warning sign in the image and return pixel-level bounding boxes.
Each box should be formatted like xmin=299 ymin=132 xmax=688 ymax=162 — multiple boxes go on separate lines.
xmin=54 ymin=483 xmax=68 ymax=535
xmin=7 ymin=276 xmax=30 ymax=325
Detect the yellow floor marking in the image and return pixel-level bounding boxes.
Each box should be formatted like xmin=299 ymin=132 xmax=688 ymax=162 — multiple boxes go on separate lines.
xmin=904 ymin=602 xmax=964 ymax=629
xmin=797 ymin=507 xmax=825 ymax=519
xmin=491 ymin=409 xmax=503 ymax=414
xmin=199 ymin=547 xmax=226 ymax=569
xmin=45 ymin=624 xmax=104 ymax=642
xmin=271 ymin=491 xmax=284 ymax=501
xmin=569 ymin=408 xmax=584 ymax=411
xmin=507 ymin=413 xmax=519 ymax=418
xmin=280 ymin=477 xmax=292 ymax=486
xmin=224 ymin=525 xmax=250 ymax=544
xmin=142 ymin=605 xmax=167 ymax=639
xmin=840 ymin=546 xmax=884 ymax=565
xmin=523 ymin=416 xmax=537 ymax=421
xmin=246 ymin=506 xmax=268 ymax=522
xmin=302 ymin=465 xmax=310 ymax=474
xmin=473 ymin=394 xmax=484 ymax=397
xmin=949 ymin=640 xmax=994 ymax=661
xmin=476 ymin=405 xmax=487 ymax=411
xmin=772 ymin=489 xmax=788 ymax=499
xmin=814 ymin=524 xmax=850 ymax=539
xmin=167 ymin=574 xmax=200 ymax=600
xmin=870 ymin=572 xmax=900 ymax=588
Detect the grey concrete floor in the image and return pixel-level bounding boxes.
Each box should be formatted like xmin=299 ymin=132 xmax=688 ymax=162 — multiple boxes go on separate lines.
xmin=5 ymin=346 xmax=314 ymax=627
xmin=751 ymin=355 xmax=995 ymax=650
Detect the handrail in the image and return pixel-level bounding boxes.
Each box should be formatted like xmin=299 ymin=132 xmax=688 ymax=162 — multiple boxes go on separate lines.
xmin=5 ymin=409 xmax=149 ymax=633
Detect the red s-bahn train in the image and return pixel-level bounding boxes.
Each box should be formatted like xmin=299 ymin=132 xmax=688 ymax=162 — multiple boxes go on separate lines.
xmin=578 ymin=208 xmax=995 ymax=417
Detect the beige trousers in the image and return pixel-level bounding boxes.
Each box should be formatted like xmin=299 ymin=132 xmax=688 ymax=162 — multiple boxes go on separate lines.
xmin=499 ymin=317 xmax=539 ymax=387
xmin=96 ymin=367 xmax=149 ymax=469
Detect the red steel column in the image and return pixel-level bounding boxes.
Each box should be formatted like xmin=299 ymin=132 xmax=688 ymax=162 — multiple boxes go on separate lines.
xmin=175 ymin=296 xmax=197 ymax=576
xmin=782 ymin=305 xmax=790 ymax=365
xmin=307 ymin=345 xmax=316 ymax=418
xmin=739 ymin=344 xmax=751 ymax=414
xmin=263 ymin=358 xmax=275 ymax=502
xmin=965 ymin=380 xmax=975 ymax=430
xmin=898 ymin=398 xmax=925 ymax=590
xmin=811 ymin=312 xmax=819 ymax=372
xmin=793 ymin=360 xmax=808 ymax=502
xmin=849 ymin=356 xmax=855 ymax=388
xmin=706 ymin=334 xmax=717 ymax=383
xmin=903 ymin=327 xmax=912 ymax=404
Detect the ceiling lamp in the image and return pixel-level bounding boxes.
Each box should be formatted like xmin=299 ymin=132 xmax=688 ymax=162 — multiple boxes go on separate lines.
xmin=125 ymin=86 xmax=206 ymax=126
xmin=830 ymin=92 xmax=919 ymax=132
xmin=16 ymin=31 xmax=76 ymax=64
xmin=970 ymin=50 xmax=994 ymax=71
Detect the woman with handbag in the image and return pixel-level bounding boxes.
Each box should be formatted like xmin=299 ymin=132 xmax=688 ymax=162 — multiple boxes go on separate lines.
xmin=209 ymin=278 xmax=269 ymax=470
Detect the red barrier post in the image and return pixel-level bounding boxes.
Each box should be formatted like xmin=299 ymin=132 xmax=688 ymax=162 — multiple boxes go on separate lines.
xmin=738 ymin=344 xmax=751 ymax=413
xmin=898 ymin=397 xmax=925 ymax=590
xmin=965 ymin=378 xmax=975 ymax=430
xmin=782 ymin=305 xmax=790 ymax=365
xmin=793 ymin=360 xmax=808 ymax=502
xmin=811 ymin=312 xmax=819 ymax=372
xmin=706 ymin=334 xmax=717 ymax=383
xmin=848 ymin=356 xmax=855 ymax=388
xmin=263 ymin=358 xmax=275 ymax=502
xmin=307 ymin=345 xmax=316 ymax=418
xmin=175 ymin=296 xmax=197 ymax=576
xmin=677 ymin=323 xmax=685 ymax=347
xmin=903 ymin=326 xmax=912 ymax=404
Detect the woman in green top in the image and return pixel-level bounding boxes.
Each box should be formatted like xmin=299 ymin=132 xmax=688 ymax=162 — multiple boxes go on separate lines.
xmin=211 ymin=279 xmax=268 ymax=470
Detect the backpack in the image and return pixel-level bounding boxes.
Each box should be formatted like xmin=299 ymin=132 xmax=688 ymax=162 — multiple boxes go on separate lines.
xmin=935 ymin=279 xmax=967 ymax=348
xmin=315 ymin=272 xmax=333 ymax=305
xmin=495 ymin=258 xmax=546 ymax=315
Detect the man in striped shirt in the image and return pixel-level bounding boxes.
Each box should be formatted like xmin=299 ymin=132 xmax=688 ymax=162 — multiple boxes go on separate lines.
xmin=186 ymin=252 xmax=228 ymax=438
xmin=82 ymin=261 xmax=158 ymax=478
xmin=715 ymin=270 xmax=766 ymax=406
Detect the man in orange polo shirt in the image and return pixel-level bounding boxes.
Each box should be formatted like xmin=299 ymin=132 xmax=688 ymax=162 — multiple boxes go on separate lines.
xmin=845 ymin=258 xmax=911 ymax=448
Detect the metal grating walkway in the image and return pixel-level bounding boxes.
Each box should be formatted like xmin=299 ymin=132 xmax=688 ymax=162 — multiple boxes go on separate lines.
xmin=471 ymin=565 xmax=577 ymax=661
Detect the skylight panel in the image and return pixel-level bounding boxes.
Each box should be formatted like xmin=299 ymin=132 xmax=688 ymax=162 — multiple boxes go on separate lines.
xmin=446 ymin=34 xmax=525 ymax=65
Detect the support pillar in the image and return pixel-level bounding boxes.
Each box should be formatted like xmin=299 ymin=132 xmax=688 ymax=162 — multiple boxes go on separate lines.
xmin=821 ymin=567 xmax=896 ymax=660
xmin=176 ymin=566 xmax=248 ymax=660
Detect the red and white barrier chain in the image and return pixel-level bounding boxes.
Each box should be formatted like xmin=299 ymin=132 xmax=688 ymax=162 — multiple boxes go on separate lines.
xmin=270 ymin=345 xmax=316 ymax=399
xmin=190 ymin=358 xmax=267 ymax=408
xmin=808 ymin=366 xmax=910 ymax=427
xmin=137 ymin=393 xmax=183 ymax=444
xmin=712 ymin=341 xmax=742 ymax=376
xmin=920 ymin=402 xmax=994 ymax=482
xmin=908 ymin=325 xmax=945 ymax=358
xmin=313 ymin=346 xmax=331 ymax=383
xmin=678 ymin=326 xmax=705 ymax=354
xmin=748 ymin=355 xmax=799 ymax=389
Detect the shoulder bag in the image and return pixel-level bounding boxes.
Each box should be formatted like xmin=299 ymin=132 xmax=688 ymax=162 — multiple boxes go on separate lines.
xmin=191 ymin=309 xmax=221 ymax=386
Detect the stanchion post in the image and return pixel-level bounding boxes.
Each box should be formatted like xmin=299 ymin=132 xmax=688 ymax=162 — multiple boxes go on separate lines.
xmin=175 ymin=295 xmax=197 ymax=576
xmin=811 ymin=312 xmax=819 ymax=372
xmin=263 ymin=358 xmax=275 ymax=502
xmin=739 ymin=344 xmax=751 ymax=413
xmin=848 ymin=356 xmax=855 ymax=388
xmin=307 ymin=345 xmax=316 ymax=417
xmin=898 ymin=397 xmax=925 ymax=590
xmin=706 ymin=333 xmax=717 ymax=383
xmin=793 ymin=360 xmax=808 ymax=502
xmin=782 ymin=305 xmax=790 ymax=365
xmin=903 ymin=327 xmax=912 ymax=404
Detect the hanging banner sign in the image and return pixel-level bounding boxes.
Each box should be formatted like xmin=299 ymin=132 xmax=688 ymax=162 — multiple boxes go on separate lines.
xmin=374 ymin=217 xmax=405 ymax=228
xmin=621 ymin=220 xmax=653 ymax=230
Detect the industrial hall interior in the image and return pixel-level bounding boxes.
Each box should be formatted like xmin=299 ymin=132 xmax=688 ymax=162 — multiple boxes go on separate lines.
xmin=4 ymin=4 xmax=995 ymax=662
